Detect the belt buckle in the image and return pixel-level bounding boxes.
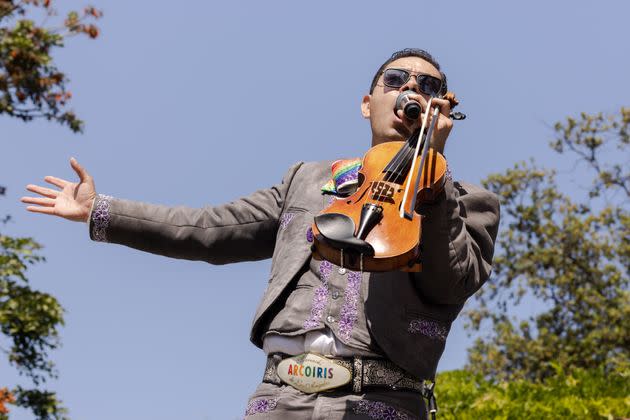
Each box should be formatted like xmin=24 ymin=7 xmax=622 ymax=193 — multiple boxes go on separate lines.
xmin=277 ymin=353 xmax=352 ymax=393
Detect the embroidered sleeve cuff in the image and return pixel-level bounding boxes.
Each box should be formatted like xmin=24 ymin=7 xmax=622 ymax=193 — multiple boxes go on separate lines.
xmin=445 ymin=161 xmax=453 ymax=182
xmin=89 ymin=194 xmax=113 ymax=242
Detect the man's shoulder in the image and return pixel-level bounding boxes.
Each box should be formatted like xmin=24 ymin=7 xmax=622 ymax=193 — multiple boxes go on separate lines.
xmin=454 ymin=180 xmax=492 ymax=196
xmin=453 ymin=180 xmax=501 ymax=216
xmin=460 ymin=181 xmax=498 ymax=199
xmin=294 ymin=159 xmax=335 ymax=172
xmin=286 ymin=160 xmax=335 ymax=184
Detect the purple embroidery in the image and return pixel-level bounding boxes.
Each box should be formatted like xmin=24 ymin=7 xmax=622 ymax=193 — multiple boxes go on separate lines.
xmin=408 ymin=318 xmax=448 ymax=342
xmin=352 ymin=400 xmax=410 ymax=420
xmin=91 ymin=194 xmax=113 ymax=242
xmin=303 ymin=260 xmax=332 ymax=330
xmin=244 ymin=398 xmax=278 ymax=416
xmin=306 ymin=227 xmax=313 ymax=243
xmin=279 ymin=212 xmax=295 ymax=230
xmin=338 ymin=270 xmax=362 ymax=341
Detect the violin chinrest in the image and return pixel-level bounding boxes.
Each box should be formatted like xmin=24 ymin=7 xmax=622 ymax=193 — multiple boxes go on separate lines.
xmin=314 ymin=213 xmax=375 ymax=256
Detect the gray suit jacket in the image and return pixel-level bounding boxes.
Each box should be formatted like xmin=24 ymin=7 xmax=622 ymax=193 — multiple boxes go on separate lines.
xmin=90 ymin=160 xmax=500 ymax=380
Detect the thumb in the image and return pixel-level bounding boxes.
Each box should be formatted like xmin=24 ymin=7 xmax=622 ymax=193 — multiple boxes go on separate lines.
xmin=70 ymin=157 xmax=91 ymax=183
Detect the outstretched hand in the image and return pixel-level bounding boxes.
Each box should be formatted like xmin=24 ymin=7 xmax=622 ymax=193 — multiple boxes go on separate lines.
xmin=21 ymin=158 xmax=97 ymax=223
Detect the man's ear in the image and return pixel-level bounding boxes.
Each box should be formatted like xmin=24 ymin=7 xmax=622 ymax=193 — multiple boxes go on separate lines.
xmin=361 ymin=95 xmax=371 ymax=119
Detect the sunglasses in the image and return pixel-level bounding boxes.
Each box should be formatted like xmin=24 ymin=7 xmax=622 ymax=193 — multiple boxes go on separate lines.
xmin=381 ymin=68 xmax=443 ymax=97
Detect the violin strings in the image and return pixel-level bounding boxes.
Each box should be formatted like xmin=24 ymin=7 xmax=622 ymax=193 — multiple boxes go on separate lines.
xmin=368 ymin=96 xmax=436 ymax=212
xmin=368 ymin=144 xmax=409 ymax=206
xmin=372 ymin=112 xmax=429 ymax=212
xmin=369 ymin=131 xmax=420 ymax=208
xmin=370 ymin=117 xmax=424 ymax=205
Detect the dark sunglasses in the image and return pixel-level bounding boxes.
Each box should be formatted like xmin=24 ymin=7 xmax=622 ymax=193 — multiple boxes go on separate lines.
xmin=381 ymin=68 xmax=443 ymax=97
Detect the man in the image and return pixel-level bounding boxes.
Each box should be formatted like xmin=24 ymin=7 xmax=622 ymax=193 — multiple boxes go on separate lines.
xmin=22 ymin=48 xmax=500 ymax=419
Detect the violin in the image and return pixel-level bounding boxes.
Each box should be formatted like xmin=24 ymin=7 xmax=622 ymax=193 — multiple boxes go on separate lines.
xmin=311 ymin=92 xmax=462 ymax=272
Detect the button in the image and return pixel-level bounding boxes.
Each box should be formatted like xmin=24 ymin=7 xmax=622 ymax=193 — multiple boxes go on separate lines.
xmin=338 ymin=267 xmax=347 ymax=275
xmin=327 ymin=315 xmax=336 ymax=323
xmin=331 ymin=290 xmax=340 ymax=299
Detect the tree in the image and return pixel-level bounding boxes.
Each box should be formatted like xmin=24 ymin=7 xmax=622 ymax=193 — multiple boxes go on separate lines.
xmin=435 ymin=368 xmax=629 ymax=419
xmin=0 ymin=231 xmax=65 ymax=419
xmin=0 ymin=0 xmax=102 ymax=132
xmin=1 ymin=1 xmax=101 ymax=418
xmin=465 ymin=107 xmax=629 ymax=382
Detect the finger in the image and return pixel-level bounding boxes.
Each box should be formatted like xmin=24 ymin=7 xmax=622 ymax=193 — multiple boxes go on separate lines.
xmin=26 ymin=206 xmax=56 ymax=215
xmin=431 ymin=98 xmax=452 ymax=118
xmin=70 ymin=157 xmax=90 ymax=182
xmin=21 ymin=196 xmax=56 ymax=206
xmin=26 ymin=184 xmax=59 ymax=198
xmin=44 ymin=176 xmax=69 ymax=189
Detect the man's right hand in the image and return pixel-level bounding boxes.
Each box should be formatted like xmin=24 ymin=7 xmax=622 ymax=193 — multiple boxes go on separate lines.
xmin=21 ymin=158 xmax=97 ymax=223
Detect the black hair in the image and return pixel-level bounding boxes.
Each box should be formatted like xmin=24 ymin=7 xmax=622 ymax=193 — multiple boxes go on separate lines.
xmin=369 ymin=48 xmax=448 ymax=96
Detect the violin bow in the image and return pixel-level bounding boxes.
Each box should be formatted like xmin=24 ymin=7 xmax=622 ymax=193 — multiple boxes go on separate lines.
xmin=399 ymin=97 xmax=440 ymax=220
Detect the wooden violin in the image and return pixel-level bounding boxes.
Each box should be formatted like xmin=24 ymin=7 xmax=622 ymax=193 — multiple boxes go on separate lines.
xmin=311 ymin=93 xmax=461 ymax=272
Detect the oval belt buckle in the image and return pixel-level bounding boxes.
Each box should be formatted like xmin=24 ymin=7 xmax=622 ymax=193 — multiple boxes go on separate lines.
xmin=277 ymin=353 xmax=352 ymax=393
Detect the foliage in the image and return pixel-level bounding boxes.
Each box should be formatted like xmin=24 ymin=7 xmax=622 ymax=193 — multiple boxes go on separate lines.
xmin=465 ymin=108 xmax=629 ymax=382
xmin=0 ymin=388 xmax=16 ymax=417
xmin=0 ymin=0 xmax=102 ymax=132
xmin=0 ymin=233 xmax=66 ymax=419
xmin=436 ymin=368 xmax=630 ymax=419
xmin=2 ymin=2 xmax=100 ymax=416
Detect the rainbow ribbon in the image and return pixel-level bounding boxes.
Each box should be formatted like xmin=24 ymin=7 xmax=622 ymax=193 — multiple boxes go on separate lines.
xmin=321 ymin=158 xmax=361 ymax=195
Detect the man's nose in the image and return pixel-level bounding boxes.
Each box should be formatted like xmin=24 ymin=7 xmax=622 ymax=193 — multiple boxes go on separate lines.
xmin=400 ymin=76 xmax=420 ymax=93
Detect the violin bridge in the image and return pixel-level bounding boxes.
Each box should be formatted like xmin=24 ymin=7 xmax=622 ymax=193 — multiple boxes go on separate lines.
xmin=369 ymin=181 xmax=397 ymax=204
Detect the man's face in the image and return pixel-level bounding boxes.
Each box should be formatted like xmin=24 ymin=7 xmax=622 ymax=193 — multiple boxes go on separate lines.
xmin=362 ymin=57 xmax=442 ymax=146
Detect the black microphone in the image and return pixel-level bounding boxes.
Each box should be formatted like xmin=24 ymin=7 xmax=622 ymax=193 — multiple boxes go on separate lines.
xmin=395 ymin=91 xmax=422 ymax=120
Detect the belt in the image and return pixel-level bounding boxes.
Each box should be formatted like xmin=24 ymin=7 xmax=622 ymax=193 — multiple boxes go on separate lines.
xmin=263 ymin=353 xmax=425 ymax=393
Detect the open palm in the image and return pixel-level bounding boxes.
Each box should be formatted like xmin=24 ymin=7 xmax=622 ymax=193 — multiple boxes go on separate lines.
xmin=22 ymin=158 xmax=97 ymax=222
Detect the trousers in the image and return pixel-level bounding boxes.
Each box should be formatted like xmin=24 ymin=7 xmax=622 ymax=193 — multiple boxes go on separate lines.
xmin=243 ymin=382 xmax=427 ymax=419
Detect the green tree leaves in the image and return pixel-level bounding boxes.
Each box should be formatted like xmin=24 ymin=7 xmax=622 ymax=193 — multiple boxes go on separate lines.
xmin=465 ymin=108 xmax=629 ymax=383
xmin=436 ymin=368 xmax=629 ymax=419
xmin=1 ymin=2 xmax=102 ymax=417
xmin=0 ymin=234 xmax=66 ymax=419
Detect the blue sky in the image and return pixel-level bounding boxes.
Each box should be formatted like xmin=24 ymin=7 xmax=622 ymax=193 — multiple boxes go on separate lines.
xmin=2 ymin=1 xmax=629 ymax=419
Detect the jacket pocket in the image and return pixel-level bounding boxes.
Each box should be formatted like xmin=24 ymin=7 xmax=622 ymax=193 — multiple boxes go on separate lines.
xmin=404 ymin=305 xmax=451 ymax=343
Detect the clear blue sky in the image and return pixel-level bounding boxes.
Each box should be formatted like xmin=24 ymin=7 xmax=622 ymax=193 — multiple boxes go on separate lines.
xmin=2 ymin=1 xmax=628 ymax=419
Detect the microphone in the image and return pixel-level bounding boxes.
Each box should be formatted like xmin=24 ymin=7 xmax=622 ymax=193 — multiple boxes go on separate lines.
xmin=395 ymin=91 xmax=422 ymax=120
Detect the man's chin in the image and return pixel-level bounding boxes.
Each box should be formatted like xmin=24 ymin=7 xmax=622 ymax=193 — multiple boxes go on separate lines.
xmin=391 ymin=126 xmax=411 ymax=141
xmin=389 ymin=117 xmax=414 ymax=138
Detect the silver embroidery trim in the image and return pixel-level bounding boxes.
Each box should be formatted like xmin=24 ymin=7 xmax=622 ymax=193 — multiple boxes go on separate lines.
xmin=361 ymin=359 xmax=424 ymax=392
xmin=352 ymin=356 xmax=363 ymax=393
xmin=352 ymin=400 xmax=410 ymax=420
xmin=408 ymin=318 xmax=448 ymax=342
xmin=244 ymin=397 xmax=278 ymax=416
xmin=91 ymin=194 xmax=113 ymax=242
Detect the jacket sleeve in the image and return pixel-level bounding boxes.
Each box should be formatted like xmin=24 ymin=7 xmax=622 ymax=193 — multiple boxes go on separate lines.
xmin=413 ymin=178 xmax=500 ymax=304
xmin=88 ymin=162 xmax=303 ymax=264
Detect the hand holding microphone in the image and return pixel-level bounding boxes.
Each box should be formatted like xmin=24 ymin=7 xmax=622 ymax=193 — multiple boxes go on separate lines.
xmin=395 ymin=90 xmax=466 ymax=121
xmin=394 ymin=91 xmax=459 ymax=153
